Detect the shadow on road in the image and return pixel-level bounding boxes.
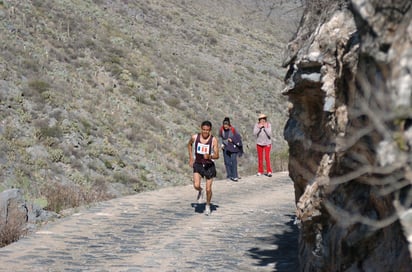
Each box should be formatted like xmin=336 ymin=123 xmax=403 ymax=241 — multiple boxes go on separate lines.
xmin=248 ymin=214 xmax=299 ymax=272
xmin=190 ymin=203 xmax=220 ymax=214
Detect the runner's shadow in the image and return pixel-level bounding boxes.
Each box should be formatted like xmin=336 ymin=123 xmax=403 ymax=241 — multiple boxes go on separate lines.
xmin=247 ymin=214 xmax=299 ymax=272
xmin=190 ymin=203 xmax=219 ymax=214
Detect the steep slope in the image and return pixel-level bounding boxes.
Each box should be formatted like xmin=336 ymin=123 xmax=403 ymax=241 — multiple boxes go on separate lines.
xmin=0 ymin=1 xmax=301 ymax=208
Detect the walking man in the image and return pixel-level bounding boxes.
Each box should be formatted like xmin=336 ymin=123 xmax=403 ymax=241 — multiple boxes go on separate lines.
xmin=188 ymin=120 xmax=220 ymax=215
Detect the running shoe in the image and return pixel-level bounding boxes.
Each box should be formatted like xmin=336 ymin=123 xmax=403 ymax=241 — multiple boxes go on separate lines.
xmin=197 ymin=189 xmax=204 ymax=204
xmin=257 ymin=173 xmax=263 ymax=176
xmin=231 ymin=177 xmax=238 ymax=182
xmin=205 ymin=204 xmax=211 ymax=216
xmin=267 ymin=172 xmax=272 ymax=177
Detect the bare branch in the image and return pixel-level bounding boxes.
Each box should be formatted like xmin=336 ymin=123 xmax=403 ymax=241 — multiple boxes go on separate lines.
xmin=324 ymin=201 xmax=399 ymax=229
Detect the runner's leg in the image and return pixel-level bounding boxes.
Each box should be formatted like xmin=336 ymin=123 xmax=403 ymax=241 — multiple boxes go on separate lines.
xmin=205 ymin=178 xmax=213 ymax=205
xmin=193 ymin=172 xmax=202 ymax=192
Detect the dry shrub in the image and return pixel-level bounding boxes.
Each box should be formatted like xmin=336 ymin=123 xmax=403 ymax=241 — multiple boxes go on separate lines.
xmin=28 ymin=80 xmax=51 ymax=94
xmin=164 ymin=97 xmax=182 ymax=109
xmin=305 ymin=0 xmax=347 ymax=25
xmin=41 ymin=181 xmax=113 ymax=213
xmin=272 ymin=149 xmax=289 ymax=172
xmin=0 ymin=217 xmax=27 ymax=248
xmin=305 ymin=0 xmax=346 ymax=12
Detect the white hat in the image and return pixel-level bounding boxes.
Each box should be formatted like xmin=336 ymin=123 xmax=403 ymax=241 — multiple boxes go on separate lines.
xmin=258 ymin=113 xmax=267 ymax=120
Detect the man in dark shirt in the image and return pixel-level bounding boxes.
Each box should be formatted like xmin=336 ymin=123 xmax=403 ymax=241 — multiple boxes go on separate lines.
xmin=188 ymin=121 xmax=220 ymax=215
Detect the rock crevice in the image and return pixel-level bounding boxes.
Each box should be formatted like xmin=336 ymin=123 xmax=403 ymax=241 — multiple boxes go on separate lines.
xmin=283 ymin=0 xmax=412 ymax=270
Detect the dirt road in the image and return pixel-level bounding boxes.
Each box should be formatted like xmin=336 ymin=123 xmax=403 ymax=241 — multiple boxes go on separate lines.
xmin=0 ymin=171 xmax=298 ymax=271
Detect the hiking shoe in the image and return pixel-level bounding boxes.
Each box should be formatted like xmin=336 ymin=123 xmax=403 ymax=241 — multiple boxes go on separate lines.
xmin=197 ymin=189 xmax=204 ymax=204
xmin=205 ymin=204 xmax=211 ymax=216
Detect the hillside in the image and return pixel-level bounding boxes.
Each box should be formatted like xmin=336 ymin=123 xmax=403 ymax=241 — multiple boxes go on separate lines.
xmin=0 ymin=0 xmax=302 ymax=210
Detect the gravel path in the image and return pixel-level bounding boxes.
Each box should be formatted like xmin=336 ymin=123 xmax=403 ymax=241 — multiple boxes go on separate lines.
xmin=0 ymin=171 xmax=298 ymax=272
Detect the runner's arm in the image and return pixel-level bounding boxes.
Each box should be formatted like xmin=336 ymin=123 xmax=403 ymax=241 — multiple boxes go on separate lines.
xmin=187 ymin=135 xmax=195 ymax=166
xmin=211 ymin=137 xmax=219 ymax=160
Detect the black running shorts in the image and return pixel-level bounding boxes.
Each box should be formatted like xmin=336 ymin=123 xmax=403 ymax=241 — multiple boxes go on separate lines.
xmin=193 ymin=162 xmax=216 ymax=179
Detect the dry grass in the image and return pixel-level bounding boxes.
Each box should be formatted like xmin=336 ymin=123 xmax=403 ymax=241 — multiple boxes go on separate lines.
xmin=0 ymin=217 xmax=28 ymax=248
xmin=272 ymin=149 xmax=289 ymax=172
xmin=304 ymin=0 xmax=347 ymax=27
xmin=41 ymin=181 xmax=113 ymax=213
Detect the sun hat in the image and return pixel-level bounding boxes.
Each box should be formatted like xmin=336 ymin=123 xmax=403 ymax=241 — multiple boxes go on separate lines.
xmin=258 ymin=113 xmax=267 ymax=120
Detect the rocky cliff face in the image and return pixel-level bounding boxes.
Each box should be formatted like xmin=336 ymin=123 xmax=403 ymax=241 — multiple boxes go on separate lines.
xmin=282 ymin=0 xmax=412 ymax=270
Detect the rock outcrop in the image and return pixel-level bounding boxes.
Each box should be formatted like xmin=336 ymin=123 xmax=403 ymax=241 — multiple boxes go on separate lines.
xmin=0 ymin=189 xmax=57 ymax=246
xmin=283 ymin=0 xmax=412 ymax=270
xmin=0 ymin=190 xmax=28 ymax=245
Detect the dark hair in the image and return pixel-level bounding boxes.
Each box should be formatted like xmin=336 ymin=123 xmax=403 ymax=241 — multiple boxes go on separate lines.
xmin=201 ymin=120 xmax=212 ymax=128
xmin=223 ymin=117 xmax=230 ymax=125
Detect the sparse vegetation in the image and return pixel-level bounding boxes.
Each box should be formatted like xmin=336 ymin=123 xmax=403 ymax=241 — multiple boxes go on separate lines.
xmin=0 ymin=217 xmax=27 ymax=248
xmin=272 ymin=148 xmax=289 ymax=172
xmin=41 ymin=181 xmax=113 ymax=213
xmin=0 ymin=0 xmax=303 ymax=246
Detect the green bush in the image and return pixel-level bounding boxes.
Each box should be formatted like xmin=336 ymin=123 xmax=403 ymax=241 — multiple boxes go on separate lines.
xmin=28 ymin=80 xmax=50 ymax=94
xmin=36 ymin=126 xmax=63 ymax=139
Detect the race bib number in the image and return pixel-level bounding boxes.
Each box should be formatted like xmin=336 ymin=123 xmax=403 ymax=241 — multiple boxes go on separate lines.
xmin=197 ymin=143 xmax=210 ymax=155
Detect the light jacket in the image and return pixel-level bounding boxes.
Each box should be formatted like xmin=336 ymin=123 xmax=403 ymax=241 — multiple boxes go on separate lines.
xmin=253 ymin=123 xmax=272 ymax=146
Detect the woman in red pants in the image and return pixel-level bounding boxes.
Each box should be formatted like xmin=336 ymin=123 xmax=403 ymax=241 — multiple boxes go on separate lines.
xmin=253 ymin=113 xmax=272 ymax=177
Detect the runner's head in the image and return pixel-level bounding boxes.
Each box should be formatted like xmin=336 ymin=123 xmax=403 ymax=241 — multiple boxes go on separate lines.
xmin=200 ymin=121 xmax=212 ymax=139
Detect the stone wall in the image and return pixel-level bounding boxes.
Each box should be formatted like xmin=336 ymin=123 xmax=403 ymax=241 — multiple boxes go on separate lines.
xmin=282 ymin=0 xmax=412 ymax=270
